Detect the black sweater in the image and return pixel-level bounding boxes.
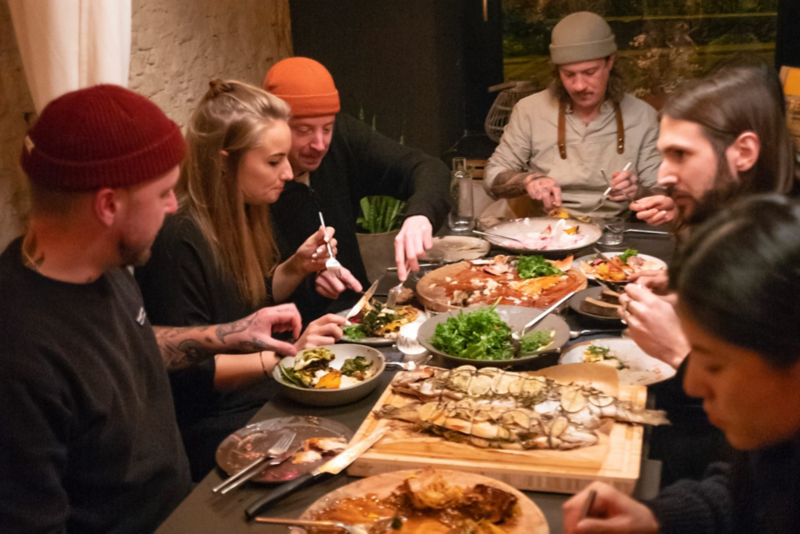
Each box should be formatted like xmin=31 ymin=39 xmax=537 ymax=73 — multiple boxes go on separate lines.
xmin=648 ymin=433 xmax=800 ymax=533
xmin=135 ymin=214 xmax=280 ymax=481
xmin=0 ymin=238 xmax=191 ymax=533
xmin=271 ymin=113 xmax=451 ymax=320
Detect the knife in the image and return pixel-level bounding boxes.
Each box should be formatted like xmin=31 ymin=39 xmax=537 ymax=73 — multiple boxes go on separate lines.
xmin=345 ymin=279 xmax=380 ymax=320
xmin=245 ymin=427 xmax=388 ymax=519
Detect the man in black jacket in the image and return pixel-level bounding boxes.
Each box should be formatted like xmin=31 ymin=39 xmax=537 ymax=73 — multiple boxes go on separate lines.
xmin=264 ymin=57 xmax=451 ymax=318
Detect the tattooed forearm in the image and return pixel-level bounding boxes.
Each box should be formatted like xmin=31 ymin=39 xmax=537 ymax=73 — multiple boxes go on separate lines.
xmin=215 ymin=315 xmax=255 ymax=343
xmin=490 ymin=170 xmax=547 ymax=198
xmin=153 ymin=325 xmax=218 ymax=370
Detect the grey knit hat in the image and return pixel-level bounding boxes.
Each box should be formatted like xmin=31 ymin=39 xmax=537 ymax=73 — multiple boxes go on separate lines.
xmin=549 ymin=12 xmax=617 ymax=65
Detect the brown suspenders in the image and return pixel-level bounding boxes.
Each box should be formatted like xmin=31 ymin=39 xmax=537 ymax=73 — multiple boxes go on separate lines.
xmin=558 ymin=100 xmax=625 ymax=160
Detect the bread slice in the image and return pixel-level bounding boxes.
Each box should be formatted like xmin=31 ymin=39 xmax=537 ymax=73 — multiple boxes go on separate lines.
xmin=581 ymin=296 xmax=621 ymax=317
xmin=599 ymin=289 xmax=621 ymax=305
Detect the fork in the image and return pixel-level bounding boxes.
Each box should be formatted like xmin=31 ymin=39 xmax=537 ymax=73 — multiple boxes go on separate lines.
xmin=253 ymin=516 xmax=396 ymax=533
xmin=317 ymin=212 xmax=342 ymax=278
xmin=385 ymin=281 xmax=404 ymax=309
xmin=213 ymin=431 xmax=296 ymax=494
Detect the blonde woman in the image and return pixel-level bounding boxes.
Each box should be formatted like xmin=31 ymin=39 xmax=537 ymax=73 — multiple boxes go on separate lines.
xmin=135 ymin=80 xmax=361 ymax=479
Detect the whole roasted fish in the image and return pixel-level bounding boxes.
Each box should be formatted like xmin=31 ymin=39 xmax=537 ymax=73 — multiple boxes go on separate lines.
xmin=376 ymin=366 xmax=668 ymax=451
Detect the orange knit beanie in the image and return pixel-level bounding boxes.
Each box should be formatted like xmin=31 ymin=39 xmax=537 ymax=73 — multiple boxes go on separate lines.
xmin=263 ymin=57 xmax=340 ymax=117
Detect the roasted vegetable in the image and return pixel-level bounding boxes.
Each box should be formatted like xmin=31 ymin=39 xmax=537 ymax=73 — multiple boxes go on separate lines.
xmin=584 ymin=344 xmax=629 ymax=370
xmin=341 ymin=356 xmax=374 ymax=380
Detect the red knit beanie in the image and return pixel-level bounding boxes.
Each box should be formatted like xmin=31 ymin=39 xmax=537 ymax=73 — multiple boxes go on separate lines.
xmin=20 ymin=84 xmax=186 ymax=192
xmin=263 ymin=57 xmax=341 ymax=118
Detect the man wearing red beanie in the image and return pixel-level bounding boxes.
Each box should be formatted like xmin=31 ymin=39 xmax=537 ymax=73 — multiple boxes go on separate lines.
xmin=0 ymin=84 xmax=302 ymax=533
xmin=264 ymin=57 xmax=451 ymax=306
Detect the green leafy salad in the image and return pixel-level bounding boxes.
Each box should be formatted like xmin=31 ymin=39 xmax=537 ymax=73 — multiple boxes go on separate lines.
xmin=618 ymin=248 xmax=639 ymax=263
xmin=430 ymin=303 xmax=555 ymax=361
xmin=516 ymin=255 xmax=563 ymax=279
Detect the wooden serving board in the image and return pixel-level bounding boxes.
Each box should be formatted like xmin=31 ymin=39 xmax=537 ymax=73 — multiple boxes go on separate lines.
xmin=347 ymin=370 xmax=647 ymax=495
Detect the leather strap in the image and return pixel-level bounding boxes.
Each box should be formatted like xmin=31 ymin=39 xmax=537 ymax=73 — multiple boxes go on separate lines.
xmin=558 ymin=100 xmax=568 ymax=159
xmin=614 ymin=101 xmax=625 ymax=154
xmin=557 ymin=100 xmax=625 ymax=159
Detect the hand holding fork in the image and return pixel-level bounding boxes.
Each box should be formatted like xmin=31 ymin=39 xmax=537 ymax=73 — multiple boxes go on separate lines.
xmin=317 ymin=212 xmax=342 ymax=278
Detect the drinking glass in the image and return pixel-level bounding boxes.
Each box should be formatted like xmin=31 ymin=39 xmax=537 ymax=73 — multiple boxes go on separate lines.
xmin=601 ymin=217 xmax=625 ymax=246
xmin=447 ymin=157 xmax=474 ymax=232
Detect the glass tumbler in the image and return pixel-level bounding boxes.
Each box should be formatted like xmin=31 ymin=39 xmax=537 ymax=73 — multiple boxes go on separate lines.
xmin=601 ymin=217 xmax=625 ymax=246
xmin=447 ymin=157 xmax=474 ymax=232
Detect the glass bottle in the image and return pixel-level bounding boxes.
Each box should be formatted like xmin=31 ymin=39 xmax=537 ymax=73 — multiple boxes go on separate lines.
xmin=447 ymin=157 xmax=474 ymax=232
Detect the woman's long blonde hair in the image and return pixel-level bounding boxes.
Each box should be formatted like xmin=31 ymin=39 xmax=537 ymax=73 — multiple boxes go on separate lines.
xmin=179 ymin=79 xmax=291 ymax=308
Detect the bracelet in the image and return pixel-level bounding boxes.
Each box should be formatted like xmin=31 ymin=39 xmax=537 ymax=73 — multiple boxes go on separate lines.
xmin=259 ymin=351 xmax=269 ymax=377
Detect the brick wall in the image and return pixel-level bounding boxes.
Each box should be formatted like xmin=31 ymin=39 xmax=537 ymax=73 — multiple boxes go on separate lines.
xmin=0 ymin=0 xmax=292 ymax=250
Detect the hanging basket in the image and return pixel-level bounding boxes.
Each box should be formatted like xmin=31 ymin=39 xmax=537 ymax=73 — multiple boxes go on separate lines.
xmin=484 ymin=81 xmax=538 ymax=143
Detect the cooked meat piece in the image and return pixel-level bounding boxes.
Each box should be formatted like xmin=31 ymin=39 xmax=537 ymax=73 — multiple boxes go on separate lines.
xmin=459 ymin=484 xmax=518 ymax=523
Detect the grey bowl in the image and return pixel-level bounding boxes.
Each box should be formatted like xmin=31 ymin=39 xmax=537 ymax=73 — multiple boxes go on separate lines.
xmin=418 ymin=305 xmax=570 ymax=369
xmin=272 ymin=344 xmax=385 ymax=407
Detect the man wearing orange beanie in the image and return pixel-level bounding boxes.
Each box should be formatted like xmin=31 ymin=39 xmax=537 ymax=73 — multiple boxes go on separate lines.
xmin=265 ymin=57 xmax=450 ymax=315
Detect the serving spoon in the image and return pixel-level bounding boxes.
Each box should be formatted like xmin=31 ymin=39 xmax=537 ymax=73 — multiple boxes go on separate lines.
xmin=472 ymin=229 xmax=525 ymax=246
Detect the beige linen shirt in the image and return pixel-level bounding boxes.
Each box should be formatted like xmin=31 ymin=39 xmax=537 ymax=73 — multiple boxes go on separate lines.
xmin=483 ymin=89 xmax=661 ymax=218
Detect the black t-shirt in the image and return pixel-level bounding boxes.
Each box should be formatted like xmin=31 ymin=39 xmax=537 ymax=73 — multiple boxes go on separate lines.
xmin=0 ymin=237 xmax=191 ymax=533
xmin=135 ymin=213 xmax=280 ymax=480
xmin=271 ymin=112 xmax=451 ymax=321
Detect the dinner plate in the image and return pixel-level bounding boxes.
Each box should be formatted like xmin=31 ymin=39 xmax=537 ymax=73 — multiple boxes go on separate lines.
xmin=429 ymin=235 xmax=491 ymax=262
xmin=296 ymin=469 xmax=549 ymax=533
xmin=483 ymin=216 xmax=602 ymax=256
xmin=568 ymin=286 xmax=624 ymax=322
xmin=417 ymin=304 xmax=570 ymax=369
xmin=577 ymin=251 xmax=667 ymax=282
xmin=559 ymin=338 xmax=676 ymax=386
xmin=337 ymin=308 xmax=428 ymax=346
xmin=215 ymin=416 xmax=353 ymax=483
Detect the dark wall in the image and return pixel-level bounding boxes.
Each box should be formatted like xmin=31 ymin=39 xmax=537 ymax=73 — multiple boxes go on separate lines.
xmin=288 ymin=0 xmax=503 ymax=157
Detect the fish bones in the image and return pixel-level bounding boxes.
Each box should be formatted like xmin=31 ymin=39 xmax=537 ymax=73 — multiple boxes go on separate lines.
xmin=375 ymin=366 xmax=669 ymax=451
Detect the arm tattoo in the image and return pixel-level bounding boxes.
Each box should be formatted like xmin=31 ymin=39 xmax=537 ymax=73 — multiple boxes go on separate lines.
xmin=490 ymin=171 xmax=547 ymax=198
xmin=153 ymin=325 xmax=217 ymax=371
xmin=215 ymin=315 xmax=255 ymax=343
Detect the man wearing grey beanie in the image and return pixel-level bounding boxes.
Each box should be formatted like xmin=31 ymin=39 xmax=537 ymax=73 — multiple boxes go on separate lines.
xmin=483 ymin=11 xmax=661 ymax=219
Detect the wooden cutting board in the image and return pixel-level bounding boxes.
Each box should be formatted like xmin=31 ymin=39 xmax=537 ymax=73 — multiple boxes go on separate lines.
xmin=347 ymin=368 xmax=647 ymax=495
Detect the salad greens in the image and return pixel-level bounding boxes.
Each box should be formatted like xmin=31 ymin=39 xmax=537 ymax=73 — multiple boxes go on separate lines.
xmin=618 ymin=248 xmax=639 ymax=263
xmin=584 ymin=344 xmax=629 ymax=371
xmin=430 ymin=303 xmax=555 ymax=361
xmin=357 ymin=196 xmax=407 ymax=233
xmin=343 ymin=301 xmax=409 ymax=340
xmin=516 ymin=255 xmax=564 ymax=279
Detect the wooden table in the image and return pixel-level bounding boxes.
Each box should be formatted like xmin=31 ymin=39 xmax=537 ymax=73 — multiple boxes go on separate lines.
xmin=157 ymin=223 xmax=674 ymax=534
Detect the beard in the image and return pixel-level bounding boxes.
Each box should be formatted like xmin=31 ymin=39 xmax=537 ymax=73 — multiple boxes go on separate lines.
xmin=119 ymin=238 xmax=152 ymax=267
xmin=669 ymin=154 xmax=740 ymax=230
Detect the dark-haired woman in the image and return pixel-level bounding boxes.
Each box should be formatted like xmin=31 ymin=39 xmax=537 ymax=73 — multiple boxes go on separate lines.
xmin=135 ymin=80 xmax=362 ymax=480
xmin=563 ymin=195 xmax=800 ymax=533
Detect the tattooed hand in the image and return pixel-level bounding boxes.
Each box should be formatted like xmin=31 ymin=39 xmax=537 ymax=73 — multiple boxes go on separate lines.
xmin=153 ymin=304 xmax=302 ymax=370
xmin=215 ymin=303 xmax=302 ymax=356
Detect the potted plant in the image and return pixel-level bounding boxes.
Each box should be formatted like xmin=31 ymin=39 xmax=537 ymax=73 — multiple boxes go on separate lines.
xmin=355 ymin=196 xmax=406 ymax=283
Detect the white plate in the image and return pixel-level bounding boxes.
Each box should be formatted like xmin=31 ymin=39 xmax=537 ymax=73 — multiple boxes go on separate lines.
xmin=560 ymin=338 xmax=676 ymax=386
xmin=485 ymin=217 xmax=602 ymax=254
xmin=337 ymin=308 xmax=427 ymax=346
xmin=577 ymin=251 xmax=667 ymax=281
xmin=429 ymin=235 xmax=490 ymax=262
